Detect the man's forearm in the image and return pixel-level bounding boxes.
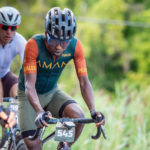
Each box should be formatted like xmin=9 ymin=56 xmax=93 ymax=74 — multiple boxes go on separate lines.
xmin=25 ymin=87 xmax=44 ymax=114
xmin=80 ymin=82 xmax=95 ymax=112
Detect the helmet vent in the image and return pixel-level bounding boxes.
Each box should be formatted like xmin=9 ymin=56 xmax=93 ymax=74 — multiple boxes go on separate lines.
xmin=62 ymin=26 xmax=65 ymax=36
xmin=62 ymin=14 xmax=65 ymax=21
xmin=68 ymin=30 xmax=71 ymax=37
xmin=14 ymin=14 xmax=19 ymax=22
xmin=55 ymin=29 xmax=59 ymax=36
xmin=56 ymin=18 xmax=58 ymax=25
xmin=68 ymin=11 xmax=71 ymax=16
xmin=0 ymin=12 xmax=6 ymax=22
xmin=8 ymin=14 xmax=13 ymax=21
xmin=54 ymin=9 xmax=58 ymax=15
xmin=68 ymin=20 xmax=71 ymax=26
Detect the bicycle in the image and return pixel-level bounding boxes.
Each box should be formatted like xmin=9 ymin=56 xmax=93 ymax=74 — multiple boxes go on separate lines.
xmin=0 ymin=97 xmax=27 ymax=150
xmin=29 ymin=112 xmax=106 ymax=150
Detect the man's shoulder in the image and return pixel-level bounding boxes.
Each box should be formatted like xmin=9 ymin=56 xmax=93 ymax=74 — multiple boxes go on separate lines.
xmin=32 ymin=34 xmax=45 ymax=40
xmin=13 ymin=32 xmax=27 ymax=45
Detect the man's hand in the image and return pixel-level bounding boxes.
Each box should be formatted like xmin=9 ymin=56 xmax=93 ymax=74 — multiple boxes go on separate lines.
xmin=91 ymin=110 xmax=105 ymax=127
xmin=0 ymin=110 xmax=16 ymax=128
xmin=35 ymin=111 xmax=52 ymax=128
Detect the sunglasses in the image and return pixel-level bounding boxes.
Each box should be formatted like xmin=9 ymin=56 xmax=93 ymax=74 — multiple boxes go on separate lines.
xmin=0 ymin=24 xmax=18 ymax=31
xmin=47 ymin=34 xmax=71 ymax=49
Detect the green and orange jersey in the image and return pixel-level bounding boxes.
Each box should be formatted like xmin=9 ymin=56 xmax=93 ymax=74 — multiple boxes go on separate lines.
xmin=18 ymin=34 xmax=87 ymax=94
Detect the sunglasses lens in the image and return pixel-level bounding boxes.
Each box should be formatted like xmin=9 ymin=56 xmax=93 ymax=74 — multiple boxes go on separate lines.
xmin=0 ymin=24 xmax=17 ymax=31
xmin=11 ymin=26 xmax=17 ymax=31
xmin=2 ymin=25 xmax=9 ymax=30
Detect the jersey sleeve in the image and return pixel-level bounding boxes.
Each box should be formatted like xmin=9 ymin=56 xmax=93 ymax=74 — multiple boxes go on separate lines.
xmin=74 ymin=40 xmax=87 ymax=77
xmin=18 ymin=36 xmax=27 ymax=63
xmin=24 ymin=38 xmax=38 ymax=74
xmin=15 ymin=33 xmax=27 ymax=63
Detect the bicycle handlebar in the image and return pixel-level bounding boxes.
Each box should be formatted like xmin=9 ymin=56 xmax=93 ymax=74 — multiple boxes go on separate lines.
xmin=3 ymin=97 xmax=17 ymax=102
xmin=29 ymin=118 xmax=106 ymax=141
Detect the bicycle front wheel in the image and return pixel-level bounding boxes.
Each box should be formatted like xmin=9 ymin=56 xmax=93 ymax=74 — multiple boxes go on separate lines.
xmin=8 ymin=134 xmax=27 ymax=150
xmin=0 ymin=123 xmax=8 ymax=148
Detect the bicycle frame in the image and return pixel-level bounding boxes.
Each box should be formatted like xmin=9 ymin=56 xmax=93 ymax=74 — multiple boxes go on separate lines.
xmin=1 ymin=97 xmax=26 ymax=150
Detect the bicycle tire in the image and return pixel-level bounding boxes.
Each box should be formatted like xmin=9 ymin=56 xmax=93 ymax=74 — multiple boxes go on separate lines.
xmin=0 ymin=123 xmax=8 ymax=148
xmin=8 ymin=134 xmax=27 ymax=150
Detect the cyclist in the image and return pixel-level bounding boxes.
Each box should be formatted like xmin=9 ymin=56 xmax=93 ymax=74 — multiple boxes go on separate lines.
xmin=0 ymin=6 xmax=26 ymax=100
xmin=0 ymin=7 xmax=26 ymax=127
xmin=18 ymin=7 xmax=105 ymax=150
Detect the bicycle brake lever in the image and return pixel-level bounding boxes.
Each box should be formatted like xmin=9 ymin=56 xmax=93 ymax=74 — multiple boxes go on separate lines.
xmin=91 ymin=126 xmax=107 ymax=140
xmin=28 ymin=128 xmax=43 ymax=140
xmin=91 ymin=126 xmax=101 ymax=139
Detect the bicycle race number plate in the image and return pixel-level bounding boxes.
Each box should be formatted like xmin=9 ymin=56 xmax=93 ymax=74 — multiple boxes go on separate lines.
xmin=55 ymin=122 xmax=75 ymax=142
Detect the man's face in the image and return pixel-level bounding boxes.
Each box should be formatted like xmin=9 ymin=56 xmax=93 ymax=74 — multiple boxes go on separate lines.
xmin=0 ymin=24 xmax=17 ymax=46
xmin=45 ymin=40 xmax=66 ymax=57
xmin=45 ymin=33 xmax=70 ymax=56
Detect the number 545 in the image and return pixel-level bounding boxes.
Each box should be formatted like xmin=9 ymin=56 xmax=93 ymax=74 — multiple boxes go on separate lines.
xmin=57 ymin=130 xmax=73 ymax=137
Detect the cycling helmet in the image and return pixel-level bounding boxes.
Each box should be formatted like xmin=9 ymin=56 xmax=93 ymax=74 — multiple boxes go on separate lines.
xmin=45 ymin=7 xmax=76 ymax=40
xmin=0 ymin=6 xmax=21 ymax=26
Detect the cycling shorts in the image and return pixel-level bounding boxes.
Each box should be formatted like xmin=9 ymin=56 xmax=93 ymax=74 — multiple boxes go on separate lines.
xmin=18 ymin=88 xmax=77 ymax=138
xmin=1 ymin=72 xmax=18 ymax=97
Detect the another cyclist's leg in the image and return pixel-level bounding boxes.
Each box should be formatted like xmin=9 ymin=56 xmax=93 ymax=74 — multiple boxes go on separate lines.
xmin=45 ymin=88 xmax=85 ymax=149
xmin=9 ymin=83 xmax=18 ymax=97
xmin=0 ymin=79 xmax=3 ymax=102
xmin=0 ymin=73 xmax=17 ymax=128
xmin=2 ymin=72 xmax=18 ymax=98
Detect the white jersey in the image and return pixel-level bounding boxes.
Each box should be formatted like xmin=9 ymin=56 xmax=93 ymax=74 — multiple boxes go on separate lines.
xmin=0 ymin=32 xmax=26 ymax=78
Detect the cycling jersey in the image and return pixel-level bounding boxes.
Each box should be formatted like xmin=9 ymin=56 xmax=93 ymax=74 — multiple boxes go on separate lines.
xmin=18 ymin=34 xmax=87 ymax=94
xmin=0 ymin=32 xmax=26 ymax=78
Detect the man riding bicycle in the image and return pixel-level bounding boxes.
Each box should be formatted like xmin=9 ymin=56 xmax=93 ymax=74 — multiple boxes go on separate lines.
xmin=18 ymin=7 xmax=105 ymax=150
xmin=0 ymin=6 xmax=26 ymax=128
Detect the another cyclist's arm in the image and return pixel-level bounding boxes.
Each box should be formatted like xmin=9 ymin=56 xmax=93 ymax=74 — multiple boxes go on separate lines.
xmin=24 ymin=39 xmax=44 ymax=114
xmin=16 ymin=33 xmax=27 ymax=63
xmin=0 ymin=107 xmax=16 ymax=128
xmin=0 ymin=79 xmax=3 ymax=103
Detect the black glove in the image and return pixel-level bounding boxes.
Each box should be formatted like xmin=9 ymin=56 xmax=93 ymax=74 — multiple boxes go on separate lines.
xmin=35 ymin=111 xmax=51 ymax=128
xmin=91 ymin=110 xmax=105 ymax=124
xmin=35 ymin=112 xmax=46 ymax=128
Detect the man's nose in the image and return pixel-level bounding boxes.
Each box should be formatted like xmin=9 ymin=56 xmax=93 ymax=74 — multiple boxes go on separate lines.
xmin=6 ymin=28 xmax=12 ymax=34
xmin=56 ymin=43 xmax=62 ymax=49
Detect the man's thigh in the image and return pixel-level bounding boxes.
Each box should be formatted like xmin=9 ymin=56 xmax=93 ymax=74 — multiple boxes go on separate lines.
xmin=45 ymin=89 xmax=83 ymax=118
xmin=18 ymin=89 xmax=37 ymax=137
xmin=2 ymin=72 xmax=18 ymax=97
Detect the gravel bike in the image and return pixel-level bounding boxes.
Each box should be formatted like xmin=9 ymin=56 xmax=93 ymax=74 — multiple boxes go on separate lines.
xmin=0 ymin=97 xmax=27 ymax=150
xmin=29 ymin=112 xmax=106 ymax=150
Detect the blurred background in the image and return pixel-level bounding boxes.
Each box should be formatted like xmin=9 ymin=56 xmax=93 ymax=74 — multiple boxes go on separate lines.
xmin=1 ymin=0 xmax=150 ymax=149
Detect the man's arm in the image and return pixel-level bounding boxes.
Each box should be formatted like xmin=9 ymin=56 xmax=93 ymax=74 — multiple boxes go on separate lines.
xmin=78 ymin=75 xmax=95 ymax=112
xmin=0 ymin=79 xmax=3 ymax=103
xmin=25 ymin=73 xmax=44 ymax=114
